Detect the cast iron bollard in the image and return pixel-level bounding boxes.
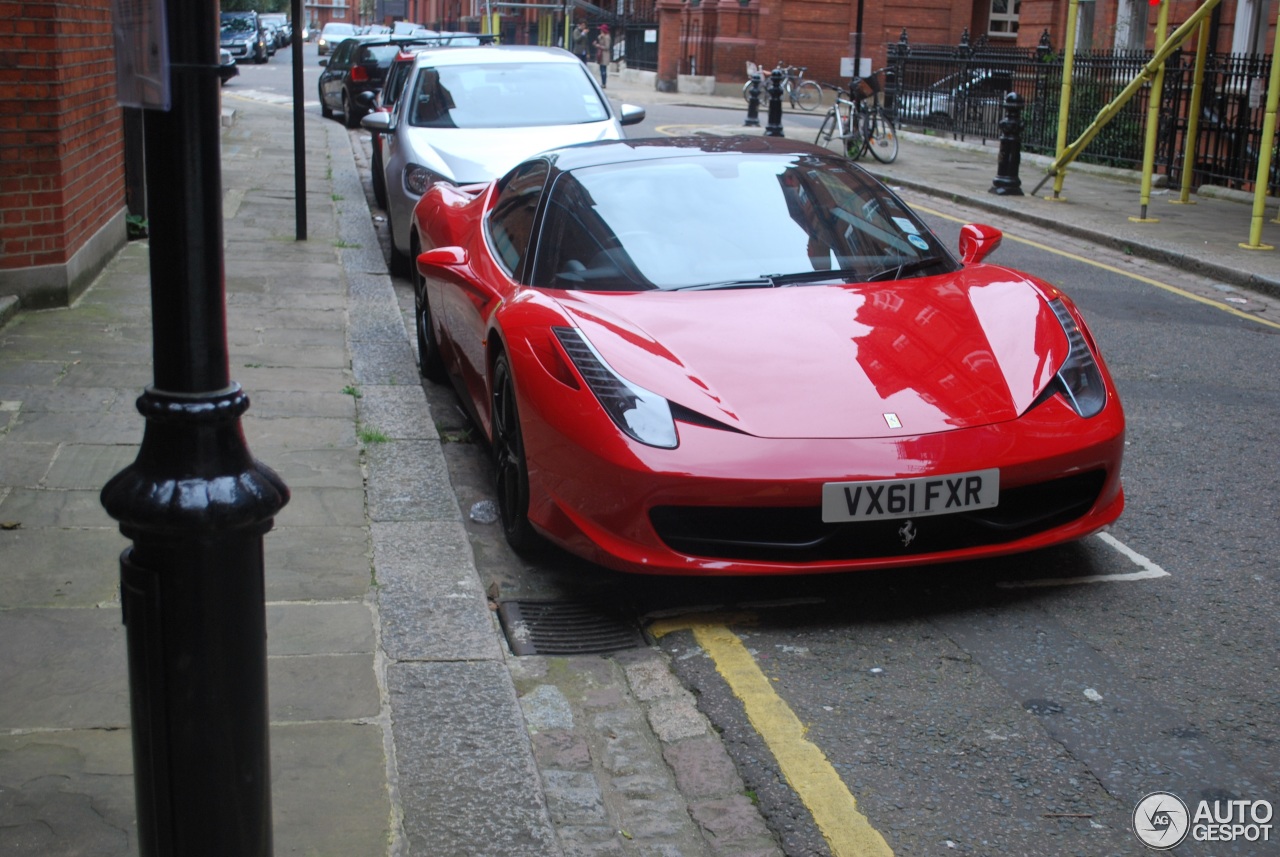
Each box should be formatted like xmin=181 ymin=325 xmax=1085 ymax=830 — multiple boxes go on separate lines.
xmin=990 ymin=92 xmax=1025 ymax=196
xmin=764 ymin=67 xmax=785 ymax=137
xmin=744 ymin=72 xmax=762 ymax=127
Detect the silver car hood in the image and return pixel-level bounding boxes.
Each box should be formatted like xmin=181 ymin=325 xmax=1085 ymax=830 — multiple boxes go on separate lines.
xmin=401 ymin=120 xmax=624 ymax=183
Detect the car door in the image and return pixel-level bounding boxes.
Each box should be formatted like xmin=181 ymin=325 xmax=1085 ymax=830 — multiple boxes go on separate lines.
xmin=445 ymin=160 xmax=550 ymax=414
xmin=320 ymin=40 xmax=353 ymax=110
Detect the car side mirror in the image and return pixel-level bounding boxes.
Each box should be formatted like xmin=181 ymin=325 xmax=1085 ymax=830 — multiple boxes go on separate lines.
xmin=360 ymin=111 xmax=393 ymax=133
xmin=318 ymin=58 xmax=328 ymax=66
xmin=958 ymin=223 xmax=1002 ymax=264
xmin=356 ymin=91 xmax=377 ymax=108
xmin=619 ymin=104 xmax=646 ymax=126
xmin=418 ymin=247 xmax=469 ymax=275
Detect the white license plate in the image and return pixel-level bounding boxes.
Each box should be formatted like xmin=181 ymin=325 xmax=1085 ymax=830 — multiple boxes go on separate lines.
xmin=821 ymin=469 xmax=1000 ymax=522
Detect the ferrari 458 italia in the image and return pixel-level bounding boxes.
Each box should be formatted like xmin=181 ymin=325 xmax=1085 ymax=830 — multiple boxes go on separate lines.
xmin=408 ymin=136 xmax=1125 ymax=576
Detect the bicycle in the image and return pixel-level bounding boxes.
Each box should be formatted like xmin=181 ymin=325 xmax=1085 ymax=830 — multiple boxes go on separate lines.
xmin=742 ymin=62 xmax=823 ymax=112
xmin=814 ymin=74 xmax=899 ymax=164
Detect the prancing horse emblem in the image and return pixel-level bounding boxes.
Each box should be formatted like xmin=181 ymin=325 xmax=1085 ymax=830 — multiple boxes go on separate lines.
xmin=898 ymin=519 xmax=917 ymax=547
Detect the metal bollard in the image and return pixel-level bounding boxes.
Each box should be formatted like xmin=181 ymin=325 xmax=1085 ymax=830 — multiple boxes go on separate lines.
xmin=990 ymin=92 xmax=1025 ymax=196
xmin=764 ymin=67 xmax=784 ymax=137
xmin=744 ymin=72 xmax=761 ymax=127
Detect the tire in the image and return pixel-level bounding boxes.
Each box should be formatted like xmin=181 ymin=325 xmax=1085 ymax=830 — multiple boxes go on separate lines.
xmin=491 ymin=352 xmax=540 ymax=553
xmin=320 ymin=83 xmax=333 ymax=119
xmin=846 ymin=112 xmax=870 ymax=161
xmin=793 ymin=80 xmax=822 ymax=111
xmin=386 ymin=204 xmax=410 ymax=277
xmin=342 ymin=91 xmax=361 ymax=128
xmin=867 ymin=113 xmax=899 ymax=164
xmin=371 ymin=143 xmax=387 ymax=210
xmin=411 ymin=234 xmax=446 ymax=382
xmin=815 ymin=109 xmax=841 ymax=153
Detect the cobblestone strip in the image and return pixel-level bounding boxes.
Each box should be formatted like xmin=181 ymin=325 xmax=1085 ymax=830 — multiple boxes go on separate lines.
xmin=511 ymin=648 xmax=784 ymax=857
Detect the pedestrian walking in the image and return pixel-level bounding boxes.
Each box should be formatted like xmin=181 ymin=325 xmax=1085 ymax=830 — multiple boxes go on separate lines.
xmin=572 ymin=21 xmax=590 ymax=64
xmin=594 ymin=25 xmax=611 ymax=88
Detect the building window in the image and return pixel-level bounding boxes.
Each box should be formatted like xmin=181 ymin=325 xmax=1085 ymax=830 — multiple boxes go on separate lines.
xmin=1233 ymin=0 xmax=1272 ymax=54
xmin=1113 ymin=0 xmax=1148 ymax=50
xmin=988 ymin=0 xmax=1020 ymax=37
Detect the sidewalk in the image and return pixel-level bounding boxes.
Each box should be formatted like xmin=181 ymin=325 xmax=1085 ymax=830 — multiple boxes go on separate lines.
xmin=1 ymin=75 xmax=1277 ymax=857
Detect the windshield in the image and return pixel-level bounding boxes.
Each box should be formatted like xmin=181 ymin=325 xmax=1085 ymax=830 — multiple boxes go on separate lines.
xmin=407 ymin=62 xmax=609 ymax=129
xmin=531 ymin=153 xmax=957 ymax=291
xmin=323 ymin=24 xmax=355 ymax=35
xmin=222 ymin=18 xmax=255 ymax=34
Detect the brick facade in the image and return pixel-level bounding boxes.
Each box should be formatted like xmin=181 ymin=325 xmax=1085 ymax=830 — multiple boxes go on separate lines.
xmin=0 ymin=0 xmax=127 ymax=308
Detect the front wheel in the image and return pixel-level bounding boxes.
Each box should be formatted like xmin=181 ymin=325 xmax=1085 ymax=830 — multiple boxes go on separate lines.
xmin=491 ymin=353 xmax=540 ymax=554
xmin=815 ymin=109 xmax=842 ymax=154
xmin=793 ymin=80 xmax=822 ymax=111
xmin=412 ymin=236 xmax=446 ymax=382
xmin=866 ymin=113 xmax=899 ymax=164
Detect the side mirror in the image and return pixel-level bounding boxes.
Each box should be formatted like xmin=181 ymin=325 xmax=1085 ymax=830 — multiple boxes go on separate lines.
xmin=360 ymin=111 xmax=393 ymax=133
xmin=318 ymin=58 xmax=328 ymax=66
xmin=417 ymin=247 xmax=468 ymax=277
xmin=356 ymin=91 xmax=378 ymax=108
xmin=958 ymin=223 xmax=1003 ymax=265
xmin=619 ymin=103 xmax=646 ymax=126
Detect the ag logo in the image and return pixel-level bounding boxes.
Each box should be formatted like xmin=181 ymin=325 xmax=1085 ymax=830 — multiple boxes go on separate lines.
xmin=1133 ymin=792 xmax=1190 ymax=850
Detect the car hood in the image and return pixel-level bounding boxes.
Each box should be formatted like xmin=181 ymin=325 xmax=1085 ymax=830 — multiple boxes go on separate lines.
xmin=402 ymin=121 xmax=623 ymax=184
xmin=551 ymin=267 xmax=1071 ymax=440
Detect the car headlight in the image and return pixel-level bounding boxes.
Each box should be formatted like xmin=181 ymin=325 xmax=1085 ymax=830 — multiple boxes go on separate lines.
xmin=1048 ymin=299 xmax=1106 ymax=418
xmin=404 ymin=163 xmax=451 ymax=197
xmin=553 ymin=327 xmax=678 ymax=449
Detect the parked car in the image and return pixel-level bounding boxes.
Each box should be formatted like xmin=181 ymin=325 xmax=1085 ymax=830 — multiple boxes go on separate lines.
xmin=362 ymin=45 xmax=645 ymax=272
xmin=896 ymin=68 xmax=1016 ymax=132
xmin=259 ymin=13 xmax=291 ymax=46
xmin=316 ymin=21 xmax=356 ymax=55
xmin=219 ymin=49 xmax=238 ymax=85
xmin=220 ymin=11 xmax=269 ymax=64
xmin=363 ymin=47 xmax=427 ymax=208
xmin=318 ymin=36 xmax=404 ymax=128
xmin=408 ymin=135 xmax=1126 ymax=574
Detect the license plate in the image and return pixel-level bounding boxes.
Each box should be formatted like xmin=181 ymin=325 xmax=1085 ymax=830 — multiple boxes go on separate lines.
xmin=821 ymin=469 xmax=1000 ymax=522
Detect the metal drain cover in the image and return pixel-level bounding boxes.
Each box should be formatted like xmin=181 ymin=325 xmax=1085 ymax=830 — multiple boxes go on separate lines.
xmin=497 ymin=600 xmax=647 ymax=656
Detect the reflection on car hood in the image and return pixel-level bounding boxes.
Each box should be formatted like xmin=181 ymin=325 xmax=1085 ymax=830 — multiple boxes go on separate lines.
xmin=553 ymin=267 xmax=1070 ymax=440
xmin=402 ymin=121 xmax=623 ymax=183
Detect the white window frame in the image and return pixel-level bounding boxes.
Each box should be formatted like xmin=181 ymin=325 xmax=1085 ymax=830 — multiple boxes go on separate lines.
xmin=1233 ymin=0 xmax=1272 ymax=54
xmin=988 ymin=0 xmax=1020 ymax=38
xmin=1113 ymin=0 xmax=1148 ymax=51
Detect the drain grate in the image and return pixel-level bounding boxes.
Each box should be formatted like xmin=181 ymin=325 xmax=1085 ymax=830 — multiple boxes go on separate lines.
xmin=497 ymin=599 xmax=648 ymax=656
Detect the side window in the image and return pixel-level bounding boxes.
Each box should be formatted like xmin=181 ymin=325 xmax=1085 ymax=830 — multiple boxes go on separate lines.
xmin=487 ymin=161 xmax=550 ymax=278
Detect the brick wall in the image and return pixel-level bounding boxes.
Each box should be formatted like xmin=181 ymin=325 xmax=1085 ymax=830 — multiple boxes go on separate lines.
xmin=0 ymin=0 xmax=125 ymax=279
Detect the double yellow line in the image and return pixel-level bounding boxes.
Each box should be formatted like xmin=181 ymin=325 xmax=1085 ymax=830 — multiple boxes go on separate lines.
xmin=651 ymin=617 xmax=895 ymax=857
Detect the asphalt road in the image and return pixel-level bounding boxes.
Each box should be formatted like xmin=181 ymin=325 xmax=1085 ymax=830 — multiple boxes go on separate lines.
xmin=233 ymin=47 xmax=1280 ymax=856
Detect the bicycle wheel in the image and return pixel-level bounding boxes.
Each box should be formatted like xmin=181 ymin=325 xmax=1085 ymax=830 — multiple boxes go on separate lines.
xmin=815 ymin=108 xmax=846 ymax=155
xmin=845 ymin=110 xmax=870 ymax=161
xmin=793 ymin=80 xmax=822 ymax=111
xmin=866 ymin=111 xmax=899 ymax=164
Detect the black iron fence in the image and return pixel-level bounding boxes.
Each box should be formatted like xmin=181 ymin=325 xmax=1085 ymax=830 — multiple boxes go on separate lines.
xmin=888 ymin=31 xmax=1279 ymax=193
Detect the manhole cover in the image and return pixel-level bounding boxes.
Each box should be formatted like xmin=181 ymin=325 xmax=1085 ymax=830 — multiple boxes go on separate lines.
xmin=497 ymin=600 xmax=647 ymax=656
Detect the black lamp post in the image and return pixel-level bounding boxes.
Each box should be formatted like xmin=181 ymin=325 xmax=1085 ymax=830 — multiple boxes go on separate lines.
xmin=101 ymin=0 xmax=288 ymax=853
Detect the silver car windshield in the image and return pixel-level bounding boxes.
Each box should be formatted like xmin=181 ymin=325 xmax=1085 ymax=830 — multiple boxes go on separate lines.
xmin=407 ymin=62 xmax=610 ymax=129
xmin=532 ymin=153 xmax=955 ymax=291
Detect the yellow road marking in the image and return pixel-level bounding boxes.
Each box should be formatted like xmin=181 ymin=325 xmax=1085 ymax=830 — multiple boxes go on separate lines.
xmin=651 ymin=618 xmax=895 ymax=857
xmin=912 ymin=202 xmax=1280 ymax=331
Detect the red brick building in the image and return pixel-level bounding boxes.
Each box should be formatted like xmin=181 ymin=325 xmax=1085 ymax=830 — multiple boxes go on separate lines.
xmin=0 ymin=0 xmax=127 ymax=309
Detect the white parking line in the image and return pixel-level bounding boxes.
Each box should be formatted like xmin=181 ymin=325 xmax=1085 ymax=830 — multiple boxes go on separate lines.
xmin=996 ymin=532 xmax=1170 ymax=588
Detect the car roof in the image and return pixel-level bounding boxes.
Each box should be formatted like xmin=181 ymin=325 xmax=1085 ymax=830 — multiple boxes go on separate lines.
xmin=534 ymin=135 xmax=839 ymax=174
xmin=408 ymin=45 xmax=580 ymax=69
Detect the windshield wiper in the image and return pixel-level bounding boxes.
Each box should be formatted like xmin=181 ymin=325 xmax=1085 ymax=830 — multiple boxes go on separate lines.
xmin=865 ymin=256 xmax=946 ymax=282
xmin=666 ymin=277 xmax=776 ymax=292
xmin=764 ymin=267 xmax=867 ymax=287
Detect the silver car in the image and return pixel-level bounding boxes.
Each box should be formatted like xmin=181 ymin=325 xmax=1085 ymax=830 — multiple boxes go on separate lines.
xmin=361 ymin=45 xmax=645 ymax=273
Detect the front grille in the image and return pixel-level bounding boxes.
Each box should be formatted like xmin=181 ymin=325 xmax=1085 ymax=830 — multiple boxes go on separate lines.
xmin=649 ymin=471 xmax=1107 ymax=563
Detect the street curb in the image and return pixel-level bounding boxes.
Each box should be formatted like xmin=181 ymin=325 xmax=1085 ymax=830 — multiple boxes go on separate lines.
xmin=0 ymin=295 xmax=17 ymax=331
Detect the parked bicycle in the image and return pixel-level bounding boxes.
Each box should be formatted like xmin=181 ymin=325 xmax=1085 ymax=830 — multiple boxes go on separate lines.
xmin=742 ymin=62 xmax=823 ymax=112
xmin=814 ymin=73 xmax=898 ymax=164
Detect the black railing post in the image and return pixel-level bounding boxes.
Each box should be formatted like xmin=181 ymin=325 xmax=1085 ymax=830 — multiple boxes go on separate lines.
xmin=101 ymin=0 xmax=288 ymax=853
xmin=990 ymin=92 xmax=1026 ymax=195
xmin=745 ymin=71 xmax=762 ymax=126
xmin=765 ymin=66 xmax=785 ymax=136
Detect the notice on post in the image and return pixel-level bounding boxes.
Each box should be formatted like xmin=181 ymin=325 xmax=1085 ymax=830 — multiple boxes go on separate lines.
xmin=112 ymin=0 xmax=170 ymax=110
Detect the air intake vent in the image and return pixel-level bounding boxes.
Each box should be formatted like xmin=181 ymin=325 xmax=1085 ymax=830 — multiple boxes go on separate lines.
xmin=497 ymin=600 xmax=647 ymax=656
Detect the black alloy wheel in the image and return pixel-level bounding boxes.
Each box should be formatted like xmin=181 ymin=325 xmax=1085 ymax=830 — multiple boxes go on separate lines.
xmin=320 ymin=82 xmax=333 ymax=119
xmin=342 ymin=91 xmax=361 ymax=128
xmin=491 ymin=353 xmax=539 ymax=553
xmin=411 ymin=235 xmax=446 ymax=382
xmin=371 ymin=142 xmax=387 ymax=209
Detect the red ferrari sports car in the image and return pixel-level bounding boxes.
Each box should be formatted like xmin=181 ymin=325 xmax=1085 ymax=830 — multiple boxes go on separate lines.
xmin=408 ymin=136 xmax=1124 ymax=576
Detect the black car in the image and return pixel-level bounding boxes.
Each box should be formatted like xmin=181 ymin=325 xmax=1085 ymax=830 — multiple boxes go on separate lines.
xmin=318 ymin=36 xmax=404 ymax=128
